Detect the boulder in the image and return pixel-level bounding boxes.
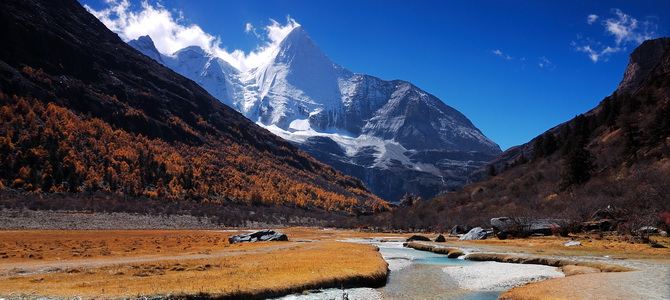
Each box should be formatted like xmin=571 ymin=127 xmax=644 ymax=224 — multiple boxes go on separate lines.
xmin=639 ymin=226 xmax=659 ymax=234
xmin=228 ymin=229 xmax=288 ymax=244
xmin=434 ymin=234 xmax=446 ymax=242
xmin=564 ymin=241 xmax=581 ymax=247
xmin=491 ymin=217 xmax=566 ymax=238
xmin=583 ymin=219 xmax=617 ymax=231
xmin=406 ymin=235 xmax=431 ymax=242
xmin=450 ymin=225 xmax=473 ymax=235
xmin=459 ymin=227 xmax=488 ymax=240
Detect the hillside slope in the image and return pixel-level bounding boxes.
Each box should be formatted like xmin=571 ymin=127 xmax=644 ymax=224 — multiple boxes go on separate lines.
xmin=0 ymin=0 xmax=388 ymax=216
xmin=374 ymin=38 xmax=670 ymax=229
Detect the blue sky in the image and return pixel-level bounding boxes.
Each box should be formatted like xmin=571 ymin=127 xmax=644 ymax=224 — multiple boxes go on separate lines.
xmin=79 ymin=0 xmax=670 ymax=150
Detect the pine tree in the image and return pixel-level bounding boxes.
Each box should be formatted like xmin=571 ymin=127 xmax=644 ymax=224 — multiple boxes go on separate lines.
xmin=620 ymin=120 xmax=640 ymax=162
xmin=560 ymin=145 xmax=595 ymax=190
xmin=487 ymin=164 xmax=497 ymax=177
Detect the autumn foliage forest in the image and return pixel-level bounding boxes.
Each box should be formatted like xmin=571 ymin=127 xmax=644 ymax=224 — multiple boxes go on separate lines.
xmin=0 ymin=85 xmax=387 ymax=220
xmin=0 ymin=0 xmax=391 ymax=225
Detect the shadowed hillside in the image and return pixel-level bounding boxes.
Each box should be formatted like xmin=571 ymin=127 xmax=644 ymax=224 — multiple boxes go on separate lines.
xmin=370 ymin=38 xmax=670 ymax=231
xmin=0 ymin=0 xmax=388 ymax=220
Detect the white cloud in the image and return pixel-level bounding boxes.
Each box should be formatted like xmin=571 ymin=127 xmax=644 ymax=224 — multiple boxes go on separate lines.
xmin=84 ymin=0 xmax=300 ymax=72
xmin=491 ymin=49 xmax=512 ymax=60
xmin=575 ymin=44 xmax=622 ymax=63
xmin=538 ymin=56 xmax=553 ymax=69
xmin=573 ymin=9 xmax=657 ymax=63
xmin=245 ymin=22 xmax=262 ymax=39
xmin=605 ymin=9 xmax=656 ymax=45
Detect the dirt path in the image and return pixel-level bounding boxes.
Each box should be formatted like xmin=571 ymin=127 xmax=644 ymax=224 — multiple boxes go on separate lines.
xmin=0 ymin=242 xmax=302 ymax=276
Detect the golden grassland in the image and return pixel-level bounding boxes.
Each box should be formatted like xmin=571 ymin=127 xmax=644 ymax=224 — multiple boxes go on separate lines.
xmin=0 ymin=228 xmax=396 ymax=299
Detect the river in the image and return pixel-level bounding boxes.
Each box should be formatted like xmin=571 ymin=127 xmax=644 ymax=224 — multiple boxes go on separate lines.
xmin=273 ymin=238 xmax=563 ymax=300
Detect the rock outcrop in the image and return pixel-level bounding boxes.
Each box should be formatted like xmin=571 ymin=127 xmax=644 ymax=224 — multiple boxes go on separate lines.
xmin=491 ymin=217 xmax=565 ymax=239
xmin=617 ymin=38 xmax=670 ymax=94
xmin=405 ymin=235 xmax=431 ymax=242
xmin=459 ymin=227 xmax=489 ymax=240
xmin=228 ymin=230 xmax=288 ymax=244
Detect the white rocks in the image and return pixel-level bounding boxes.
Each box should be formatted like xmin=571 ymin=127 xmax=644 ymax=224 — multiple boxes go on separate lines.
xmin=443 ymin=261 xmax=564 ymax=291
xmin=564 ymin=241 xmax=582 ymax=247
xmin=459 ymin=227 xmax=489 ymax=240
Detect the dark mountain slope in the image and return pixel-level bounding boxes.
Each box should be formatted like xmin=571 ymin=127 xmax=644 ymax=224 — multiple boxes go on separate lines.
xmin=372 ymin=38 xmax=670 ymax=230
xmin=0 ymin=0 xmax=388 ymax=216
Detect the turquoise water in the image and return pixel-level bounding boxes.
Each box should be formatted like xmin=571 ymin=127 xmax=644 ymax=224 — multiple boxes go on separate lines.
xmin=457 ymin=291 xmax=502 ymax=300
xmin=413 ymin=256 xmax=477 ymax=266
xmin=375 ymin=243 xmax=503 ymax=299
xmin=273 ymin=241 xmax=504 ymax=299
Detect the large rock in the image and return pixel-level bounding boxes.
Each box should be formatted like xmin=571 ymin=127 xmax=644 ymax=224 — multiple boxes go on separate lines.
xmin=406 ymin=235 xmax=431 ymax=242
xmin=228 ymin=229 xmax=288 ymax=244
xmin=450 ymin=225 xmax=473 ymax=235
xmin=459 ymin=227 xmax=488 ymax=240
xmin=639 ymin=226 xmax=659 ymax=234
xmin=434 ymin=234 xmax=446 ymax=242
xmin=491 ymin=217 xmax=566 ymax=239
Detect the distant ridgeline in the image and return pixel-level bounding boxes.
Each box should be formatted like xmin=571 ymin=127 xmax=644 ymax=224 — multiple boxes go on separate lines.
xmin=0 ymin=0 xmax=388 ymax=216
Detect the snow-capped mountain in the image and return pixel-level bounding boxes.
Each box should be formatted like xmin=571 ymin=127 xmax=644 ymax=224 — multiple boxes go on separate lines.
xmin=129 ymin=27 xmax=501 ymax=202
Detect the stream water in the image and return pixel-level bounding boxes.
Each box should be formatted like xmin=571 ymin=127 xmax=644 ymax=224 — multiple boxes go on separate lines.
xmin=273 ymin=240 xmax=506 ymax=300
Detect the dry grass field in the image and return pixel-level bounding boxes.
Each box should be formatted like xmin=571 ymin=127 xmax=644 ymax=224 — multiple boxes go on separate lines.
xmin=1 ymin=229 xmax=668 ymax=299
xmin=0 ymin=228 xmax=395 ymax=299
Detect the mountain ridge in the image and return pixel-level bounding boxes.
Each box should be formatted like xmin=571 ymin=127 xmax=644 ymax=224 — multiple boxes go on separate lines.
xmin=128 ymin=28 xmax=500 ymax=202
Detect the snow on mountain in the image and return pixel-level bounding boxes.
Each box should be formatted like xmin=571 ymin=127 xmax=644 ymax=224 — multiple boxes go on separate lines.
xmin=129 ymin=27 xmax=501 ymax=202
xmin=129 ymin=35 xmax=242 ymax=109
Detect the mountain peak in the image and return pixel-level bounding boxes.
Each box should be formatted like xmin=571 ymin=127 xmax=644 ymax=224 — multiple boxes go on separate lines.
xmin=617 ymin=37 xmax=670 ymax=94
xmin=128 ymin=35 xmax=163 ymax=64
xmin=274 ymin=26 xmax=330 ymax=65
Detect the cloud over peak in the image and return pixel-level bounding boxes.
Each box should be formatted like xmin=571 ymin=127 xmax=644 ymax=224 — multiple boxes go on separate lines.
xmin=574 ymin=9 xmax=658 ymax=63
xmin=85 ymin=0 xmax=300 ymax=72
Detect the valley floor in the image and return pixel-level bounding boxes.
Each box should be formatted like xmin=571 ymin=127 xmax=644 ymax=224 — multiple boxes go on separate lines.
xmin=0 ymin=225 xmax=668 ymax=299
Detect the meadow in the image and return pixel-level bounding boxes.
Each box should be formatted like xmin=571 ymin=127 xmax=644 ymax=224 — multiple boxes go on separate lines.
xmin=0 ymin=229 xmax=393 ymax=299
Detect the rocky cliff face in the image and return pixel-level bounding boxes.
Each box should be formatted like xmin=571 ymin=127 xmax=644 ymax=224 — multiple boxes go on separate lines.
xmin=129 ymin=27 xmax=500 ymax=202
xmin=617 ymin=38 xmax=670 ymax=94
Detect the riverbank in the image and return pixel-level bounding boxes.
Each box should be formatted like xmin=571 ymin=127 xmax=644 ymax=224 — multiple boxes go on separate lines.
xmin=404 ymin=236 xmax=670 ymax=299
